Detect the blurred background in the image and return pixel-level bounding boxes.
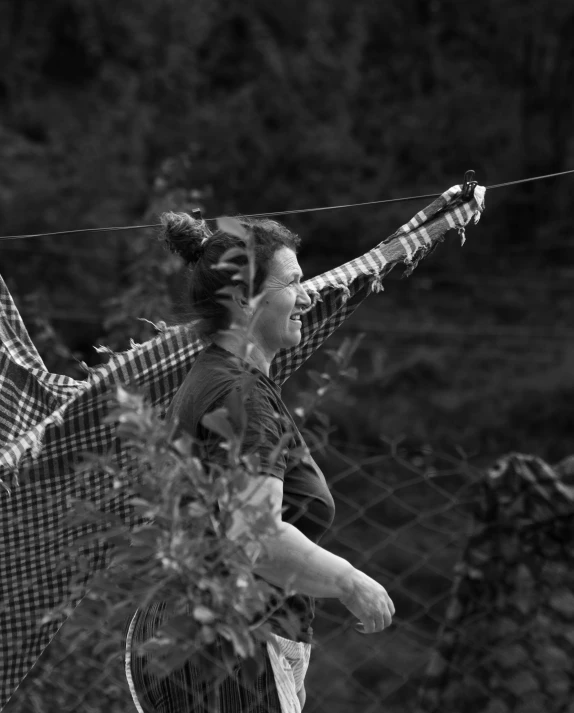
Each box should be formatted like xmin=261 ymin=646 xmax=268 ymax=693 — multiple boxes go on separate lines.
xmin=1 ymin=0 xmax=573 ymax=711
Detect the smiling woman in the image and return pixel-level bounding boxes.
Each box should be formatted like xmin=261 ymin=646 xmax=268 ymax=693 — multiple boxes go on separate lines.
xmin=211 ymin=244 xmax=312 ymax=376
xmin=126 ymin=211 xmax=395 ymax=713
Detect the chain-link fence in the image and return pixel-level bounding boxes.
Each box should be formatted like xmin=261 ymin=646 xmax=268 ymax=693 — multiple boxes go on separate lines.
xmin=4 ymin=435 xmax=572 ymax=713
xmin=306 ymin=444 xmax=574 ymax=713
xmin=294 ymin=439 xmax=478 ymax=713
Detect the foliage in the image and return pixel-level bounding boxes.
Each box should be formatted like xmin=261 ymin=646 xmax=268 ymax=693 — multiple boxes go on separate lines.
xmin=43 ymin=220 xmax=288 ymax=682
xmin=55 ymin=383 xmax=284 ymax=680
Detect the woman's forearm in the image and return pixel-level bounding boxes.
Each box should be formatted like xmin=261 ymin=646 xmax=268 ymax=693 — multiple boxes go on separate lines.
xmin=254 ymin=521 xmax=355 ymax=599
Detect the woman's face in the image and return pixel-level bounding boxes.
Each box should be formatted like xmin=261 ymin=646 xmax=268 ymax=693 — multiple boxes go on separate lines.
xmin=250 ymin=246 xmax=312 ymax=354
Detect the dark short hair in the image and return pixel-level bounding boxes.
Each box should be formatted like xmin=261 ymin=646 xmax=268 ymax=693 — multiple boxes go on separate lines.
xmin=159 ymin=212 xmax=301 ymax=338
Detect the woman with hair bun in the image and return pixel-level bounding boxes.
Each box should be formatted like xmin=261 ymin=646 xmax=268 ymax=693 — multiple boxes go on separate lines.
xmin=128 ymin=210 xmax=395 ymax=713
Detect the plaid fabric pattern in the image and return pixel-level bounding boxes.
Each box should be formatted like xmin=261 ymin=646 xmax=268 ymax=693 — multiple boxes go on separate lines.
xmin=0 ymin=185 xmax=485 ymax=708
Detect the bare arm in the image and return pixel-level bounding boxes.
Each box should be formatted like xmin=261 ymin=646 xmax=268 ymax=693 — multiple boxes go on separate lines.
xmin=228 ymin=476 xmax=395 ymax=633
xmin=258 ymin=517 xmax=354 ymax=599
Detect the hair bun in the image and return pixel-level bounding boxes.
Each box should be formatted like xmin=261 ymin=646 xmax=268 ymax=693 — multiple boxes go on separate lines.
xmin=159 ymin=211 xmax=211 ymax=265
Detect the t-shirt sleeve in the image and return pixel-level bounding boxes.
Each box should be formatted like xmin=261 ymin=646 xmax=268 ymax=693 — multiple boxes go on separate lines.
xmin=240 ymin=380 xmax=292 ymax=480
xmin=201 ymin=377 xmax=292 ymax=481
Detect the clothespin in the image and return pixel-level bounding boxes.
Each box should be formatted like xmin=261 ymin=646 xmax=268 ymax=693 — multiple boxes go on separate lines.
xmin=461 ymin=170 xmax=477 ymax=200
xmin=457 ymin=170 xmax=477 ymax=247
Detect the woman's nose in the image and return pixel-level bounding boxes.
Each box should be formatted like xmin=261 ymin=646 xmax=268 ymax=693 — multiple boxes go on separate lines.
xmin=298 ymin=285 xmax=312 ymax=308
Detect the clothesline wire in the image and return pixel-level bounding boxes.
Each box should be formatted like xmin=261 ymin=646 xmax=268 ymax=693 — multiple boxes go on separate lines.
xmin=0 ymin=168 xmax=573 ymax=243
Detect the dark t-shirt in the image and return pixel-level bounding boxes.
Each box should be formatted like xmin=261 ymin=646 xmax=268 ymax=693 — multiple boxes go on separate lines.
xmin=165 ymin=342 xmax=336 ymax=642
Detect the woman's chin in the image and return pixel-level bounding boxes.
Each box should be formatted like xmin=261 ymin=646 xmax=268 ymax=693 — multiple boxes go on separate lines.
xmin=282 ymin=332 xmax=302 ymax=349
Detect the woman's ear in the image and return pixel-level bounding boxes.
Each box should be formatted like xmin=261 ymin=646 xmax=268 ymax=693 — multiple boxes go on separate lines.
xmin=232 ymin=291 xmax=249 ymax=310
xmin=228 ymin=289 xmax=254 ymax=322
xmin=239 ymin=283 xmax=257 ymax=311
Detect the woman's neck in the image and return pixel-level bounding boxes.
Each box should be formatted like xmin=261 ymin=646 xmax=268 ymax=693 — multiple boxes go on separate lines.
xmin=211 ymin=331 xmax=274 ymax=377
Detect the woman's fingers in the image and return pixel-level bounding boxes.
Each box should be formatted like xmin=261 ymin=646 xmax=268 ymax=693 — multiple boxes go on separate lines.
xmin=364 ymin=598 xmax=394 ymax=633
xmin=342 ymin=570 xmax=396 ymax=633
xmin=355 ymin=619 xmax=380 ymax=634
xmin=383 ymin=596 xmax=394 ymax=627
xmin=376 ymin=606 xmax=389 ymax=632
xmin=355 ymin=608 xmax=389 ymax=633
xmin=370 ymin=593 xmax=393 ymax=631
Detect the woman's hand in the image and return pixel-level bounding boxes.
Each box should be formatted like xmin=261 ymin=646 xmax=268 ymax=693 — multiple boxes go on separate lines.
xmin=338 ymin=569 xmax=395 ymax=634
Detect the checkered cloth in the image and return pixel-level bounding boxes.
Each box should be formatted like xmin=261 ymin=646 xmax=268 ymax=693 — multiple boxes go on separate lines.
xmin=0 ymin=185 xmax=485 ymax=708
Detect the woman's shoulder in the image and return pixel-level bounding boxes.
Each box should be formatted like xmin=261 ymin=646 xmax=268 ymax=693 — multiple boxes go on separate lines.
xmin=167 ymin=344 xmax=288 ymax=438
xmin=165 ymin=344 xmax=240 ymax=427
xmin=172 ymin=344 xmax=279 ymax=413
xmin=200 ymin=343 xmax=283 ymax=399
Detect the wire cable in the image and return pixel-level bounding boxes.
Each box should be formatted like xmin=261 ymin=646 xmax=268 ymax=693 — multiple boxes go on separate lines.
xmin=0 ymin=168 xmax=573 ymax=243
xmin=486 ymin=169 xmax=574 ymax=190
